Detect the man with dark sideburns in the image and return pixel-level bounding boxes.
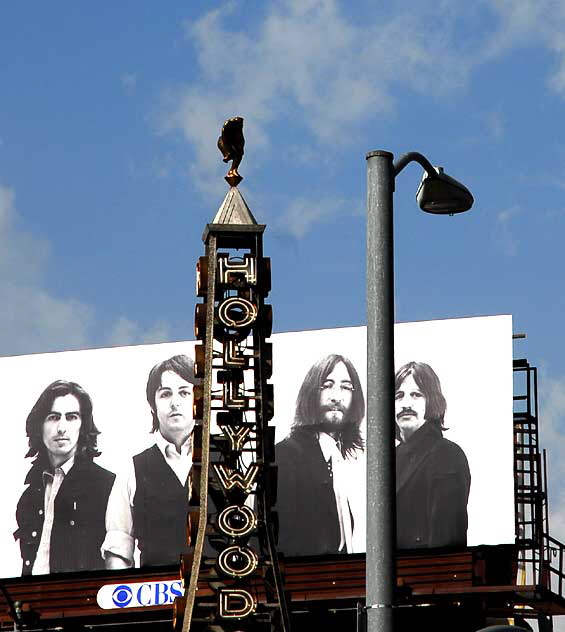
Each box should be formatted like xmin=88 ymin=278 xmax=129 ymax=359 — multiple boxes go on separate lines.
xmin=14 ymin=380 xmax=115 ymax=575
xmin=276 ymin=354 xmax=365 ymax=556
xmin=395 ymin=361 xmax=471 ymax=549
xmin=102 ymin=354 xmax=199 ymax=568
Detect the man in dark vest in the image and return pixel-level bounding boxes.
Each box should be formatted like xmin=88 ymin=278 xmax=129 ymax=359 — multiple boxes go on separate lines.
xmin=103 ymin=354 xmax=198 ymax=568
xmin=14 ymin=380 xmax=115 ymax=575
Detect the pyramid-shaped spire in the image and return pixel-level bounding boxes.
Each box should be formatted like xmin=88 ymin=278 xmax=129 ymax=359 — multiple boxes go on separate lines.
xmin=212 ymin=187 xmax=257 ymax=225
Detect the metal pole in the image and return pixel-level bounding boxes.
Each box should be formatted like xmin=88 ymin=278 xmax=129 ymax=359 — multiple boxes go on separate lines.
xmin=366 ymin=150 xmax=396 ymax=632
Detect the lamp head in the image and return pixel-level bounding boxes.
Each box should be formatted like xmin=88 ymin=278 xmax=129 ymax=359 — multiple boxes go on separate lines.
xmin=416 ymin=166 xmax=474 ymax=215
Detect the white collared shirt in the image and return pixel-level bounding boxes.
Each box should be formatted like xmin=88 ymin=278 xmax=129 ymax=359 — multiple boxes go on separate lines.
xmin=32 ymin=456 xmax=75 ymax=575
xmin=318 ymin=433 xmax=353 ymax=554
xmin=154 ymin=431 xmax=192 ymax=486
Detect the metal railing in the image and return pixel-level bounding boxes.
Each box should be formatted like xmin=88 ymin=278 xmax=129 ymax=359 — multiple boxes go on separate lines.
xmin=514 ymin=360 xmax=565 ymax=599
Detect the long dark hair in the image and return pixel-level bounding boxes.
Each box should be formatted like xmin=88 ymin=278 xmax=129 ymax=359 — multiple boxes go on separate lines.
xmin=26 ymin=380 xmax=100 ymax=461
xmin=292 ymin=354 xmax=365 ymax=458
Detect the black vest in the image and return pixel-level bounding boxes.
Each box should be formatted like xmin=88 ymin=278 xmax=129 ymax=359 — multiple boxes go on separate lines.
xmin=15 ymin=459 xmax=115 ymax=575
xmin=133 ymin=444 xmax=190 ymax=567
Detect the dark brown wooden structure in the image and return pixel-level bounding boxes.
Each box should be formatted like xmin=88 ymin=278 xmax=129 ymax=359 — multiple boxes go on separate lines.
xmin=0 ymin=546 xmax=563 ymax=631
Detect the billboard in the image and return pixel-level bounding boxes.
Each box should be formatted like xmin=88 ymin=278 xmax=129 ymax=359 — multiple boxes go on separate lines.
xmin=0 ymin=314 xmax=513 ymax=578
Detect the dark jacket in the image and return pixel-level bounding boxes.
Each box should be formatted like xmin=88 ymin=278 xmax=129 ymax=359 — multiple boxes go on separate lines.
xmin=14 ymin=457 xmax=115 ymax=575
xmin=396 ymin=421 xmax=471 ymax=550
xmin=133 ymin=444 xmax=190 ymax=567
xmin=275 ymin=428 xmax=340 ymax=556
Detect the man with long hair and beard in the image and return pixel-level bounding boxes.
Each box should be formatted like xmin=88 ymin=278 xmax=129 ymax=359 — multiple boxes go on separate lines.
xmin=276 ymin=354 xmax=365 ymax=556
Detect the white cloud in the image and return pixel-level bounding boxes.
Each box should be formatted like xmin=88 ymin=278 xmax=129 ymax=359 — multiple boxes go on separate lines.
xmin=274 ymin=195 xmax=349 ymax=238
xmin=494 ymin=206 xmax=520 ymax=256
xmin=0 ymin=185 xmax=50 ymax=284
xmin=154 ymin=0 xmax=565 ymax=212
xmin=104 ymin=316 xmax=171 ymax=348
xmin=549 ymin=37 xmax=565 ymax=96
xmin=481 ymin=0 xmax=565 ymax=96
xmin=0 ymin=183 xmax=170 ymax=355
xmin=0 ymin=184 xmax=92 ymax=353
xmin=157 ymin=0 xmax=565 ymax=235
xmin=159 ymin=1 xmax=479 ymax=198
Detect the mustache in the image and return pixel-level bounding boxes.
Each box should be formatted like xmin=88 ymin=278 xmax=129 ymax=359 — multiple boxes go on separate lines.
xmin=396 ymin=407 xmax=417 ymax=421
xmin=321 ymin=403 xmax=347 ymax=415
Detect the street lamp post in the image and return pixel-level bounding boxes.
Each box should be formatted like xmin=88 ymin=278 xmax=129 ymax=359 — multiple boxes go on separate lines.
xmin=365 ymin=150 xmax=473 ymax=632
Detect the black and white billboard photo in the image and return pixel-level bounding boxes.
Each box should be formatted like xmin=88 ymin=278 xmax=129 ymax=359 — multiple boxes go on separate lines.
xmin=0 ymin=314 xmax=513 ymax=578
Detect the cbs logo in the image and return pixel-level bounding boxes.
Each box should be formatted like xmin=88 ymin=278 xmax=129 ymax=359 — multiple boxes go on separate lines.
xmin=112 ymin=585 xmax=133 ymax=608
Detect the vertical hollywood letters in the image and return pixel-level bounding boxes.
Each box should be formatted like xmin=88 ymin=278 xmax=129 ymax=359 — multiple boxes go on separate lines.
xmin=209 ymin=250 xmax=269 ymax=622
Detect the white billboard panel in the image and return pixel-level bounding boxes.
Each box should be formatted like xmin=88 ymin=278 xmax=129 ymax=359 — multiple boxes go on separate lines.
xmin=271 ymin=314 xmax=514 ymax=555
xmin=0 ymin=314 xmax=513 ymax=578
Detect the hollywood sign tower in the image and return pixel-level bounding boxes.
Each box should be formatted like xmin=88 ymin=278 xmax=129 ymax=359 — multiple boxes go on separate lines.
xmin=174 ymin=118 xmax=291 ymax=632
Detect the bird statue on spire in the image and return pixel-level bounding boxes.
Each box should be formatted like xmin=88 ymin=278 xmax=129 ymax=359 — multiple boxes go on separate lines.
xmin=217 ymin=116 xmax=245 ymax=187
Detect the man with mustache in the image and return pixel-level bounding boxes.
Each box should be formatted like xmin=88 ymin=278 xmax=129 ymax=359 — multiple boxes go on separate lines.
xmin=276 ymin=354 xmax=365 ymax=556
xmin=395 ymin=361 xmax=471 ymax=549
xmin=102 ymin=354 xmax=199 ymax=568
xmin=14 ymin=380 xmax=115 ymax=575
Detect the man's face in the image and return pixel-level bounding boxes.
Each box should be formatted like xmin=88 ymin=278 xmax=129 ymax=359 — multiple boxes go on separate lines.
xmin=395 ymin=373 xmax=427 ymax=440
xmin=319 ymin=361 xmax=354 ymax=428
xmin=155 ymin=370 xmax=194 ymax=446
xmin=42 ymin=394 xmax=82 ymax=467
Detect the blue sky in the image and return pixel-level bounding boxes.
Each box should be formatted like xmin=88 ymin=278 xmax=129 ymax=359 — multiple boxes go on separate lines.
xmin=3 ymin=0 xmax=565 ymax=582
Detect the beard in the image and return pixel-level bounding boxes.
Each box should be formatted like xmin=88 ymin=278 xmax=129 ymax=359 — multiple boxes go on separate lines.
xmin=317 ymin=404 xmax=351 ymax=433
